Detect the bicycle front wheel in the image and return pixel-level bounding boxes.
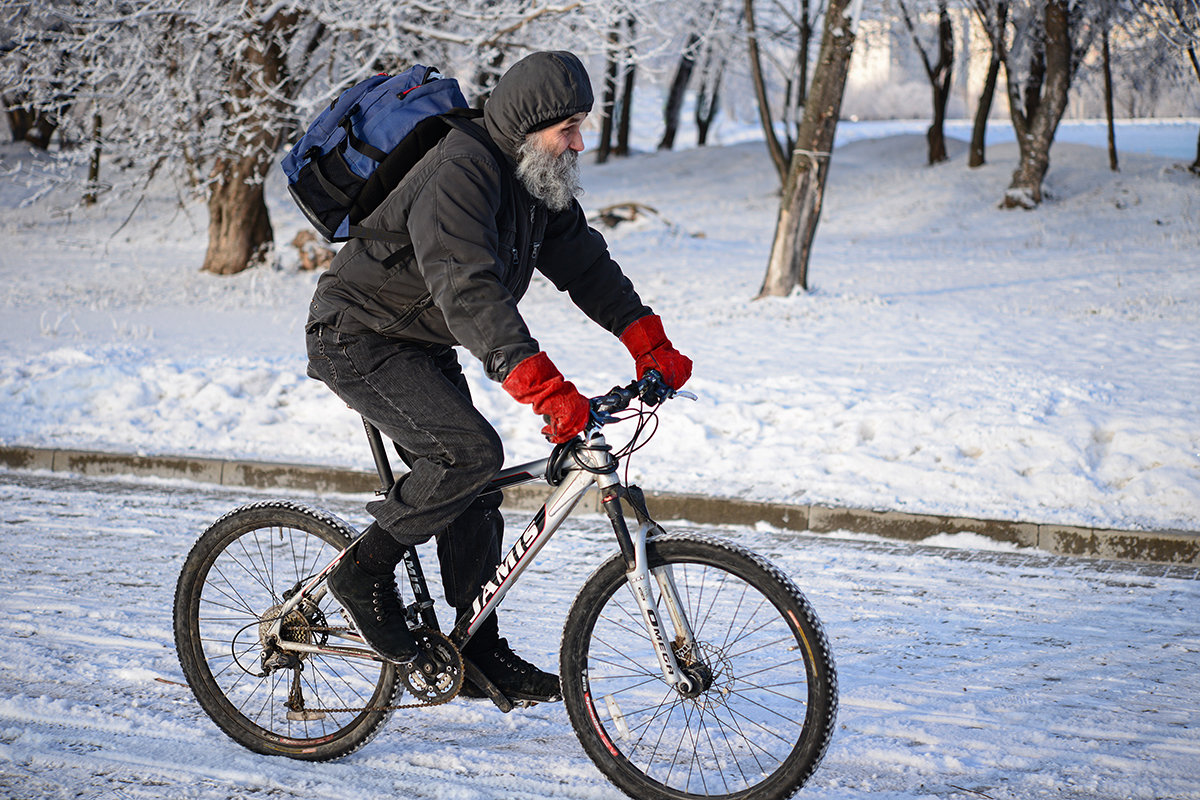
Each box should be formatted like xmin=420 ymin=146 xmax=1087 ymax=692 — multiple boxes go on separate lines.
xmin=173 ymin=501 xmax=399 ymax=761
xmin=561 ymin=534 xmax=837 ymax=800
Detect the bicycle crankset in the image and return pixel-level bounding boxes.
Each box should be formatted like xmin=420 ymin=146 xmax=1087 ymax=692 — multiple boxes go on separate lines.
xmin=401 ymin=627 xmax=464 ymax=705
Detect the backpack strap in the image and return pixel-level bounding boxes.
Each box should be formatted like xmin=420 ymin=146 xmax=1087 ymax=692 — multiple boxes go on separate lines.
xmin=346 ymin=224 xmax=412 ymax=248
xmin=441 ymin=109 xmax=519 ymax=244
xmin=440 ymin=108 xmax=510 ymax=170
xmin=353 ymin=108 xmax=514 ymax=266
xmin=341 ymin=113 xmax=389 ymax=162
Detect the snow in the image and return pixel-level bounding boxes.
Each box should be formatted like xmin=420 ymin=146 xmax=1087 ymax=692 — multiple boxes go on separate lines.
xmin=0 ymin=471 xmax=1197 ymax=799
xmin=0 ymin=116 xmax=1198 ymax=798
xmin=1 ymin=118 xmax=1197 ymax=533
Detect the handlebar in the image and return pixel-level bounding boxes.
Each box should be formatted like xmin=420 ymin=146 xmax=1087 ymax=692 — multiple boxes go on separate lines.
xmin=588 ymin=370 xmax=695 ymax=429
xmin=543 ymin=371 xmax=695 ymax=484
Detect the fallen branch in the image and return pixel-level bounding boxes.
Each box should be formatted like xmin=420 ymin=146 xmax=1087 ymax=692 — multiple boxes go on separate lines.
xmin=588 ymin=202 xmax=704 ymax=238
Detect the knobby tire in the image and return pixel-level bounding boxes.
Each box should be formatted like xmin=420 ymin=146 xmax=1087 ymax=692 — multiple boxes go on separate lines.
xmin=560 ymin=534 xmax=837 ymax=800
xmin=173 ymin=502 xmax=399 ymax=761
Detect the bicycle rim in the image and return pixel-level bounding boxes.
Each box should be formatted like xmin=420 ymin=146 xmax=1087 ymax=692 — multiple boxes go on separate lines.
xmin=562 ymin=534 xmax=837 ymax=800
xmin=174 ymin=502 xmax=399 ymax=760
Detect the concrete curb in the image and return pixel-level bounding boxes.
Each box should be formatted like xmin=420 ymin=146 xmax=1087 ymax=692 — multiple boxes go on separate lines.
xmin=3 ymin=444 xmax=1197 ymax=566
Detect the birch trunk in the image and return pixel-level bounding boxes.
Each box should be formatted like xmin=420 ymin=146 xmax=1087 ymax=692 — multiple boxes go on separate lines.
xmin=757 ymin=0 xmax=857 ymax=298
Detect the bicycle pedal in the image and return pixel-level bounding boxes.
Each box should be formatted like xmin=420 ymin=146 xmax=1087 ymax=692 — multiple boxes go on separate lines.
xmin=461 ymin=658 xmax=515 ymax=713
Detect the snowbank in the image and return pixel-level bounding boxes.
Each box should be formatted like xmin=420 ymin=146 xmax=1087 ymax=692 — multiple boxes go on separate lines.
xmin=1 ymin=119 xmax=1197 ymax=532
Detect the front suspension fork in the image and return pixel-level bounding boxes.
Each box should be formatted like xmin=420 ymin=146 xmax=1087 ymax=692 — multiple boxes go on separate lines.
xmin=597 ymin=473 xmax=698 ymax=693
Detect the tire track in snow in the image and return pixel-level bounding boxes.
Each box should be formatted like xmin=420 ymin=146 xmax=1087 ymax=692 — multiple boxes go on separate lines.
xmin=1 ymin=471 xmax=1198 ymax=800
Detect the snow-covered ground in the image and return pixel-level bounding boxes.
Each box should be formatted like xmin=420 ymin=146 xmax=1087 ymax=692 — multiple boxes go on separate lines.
xmin=1 ymin=470 xmax=1197 ymax=800
xmin=2 ymin=118 xmax=1197 ymax=534
xmin=1 ymin=118 xmax=1198 ymax=799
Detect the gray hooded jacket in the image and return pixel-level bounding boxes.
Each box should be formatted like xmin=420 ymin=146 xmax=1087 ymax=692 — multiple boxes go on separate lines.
xmin=306 ymin=51 xmax=651 ymax=382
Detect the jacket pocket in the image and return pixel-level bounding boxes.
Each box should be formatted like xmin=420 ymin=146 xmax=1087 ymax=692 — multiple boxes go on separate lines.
xmin=377 ymin=292 xmax=433 ymax=335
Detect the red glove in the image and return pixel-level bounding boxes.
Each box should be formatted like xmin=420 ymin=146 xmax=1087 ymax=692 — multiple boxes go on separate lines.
xmin=620 ymin=314 xmax=692 ymax=390
xmin=502 ymin=352 xmax=591 ymax=443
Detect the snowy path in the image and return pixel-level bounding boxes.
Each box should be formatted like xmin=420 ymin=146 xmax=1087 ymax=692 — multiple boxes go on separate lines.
xmin=0 ymin=470 xmax=1197 ymax=800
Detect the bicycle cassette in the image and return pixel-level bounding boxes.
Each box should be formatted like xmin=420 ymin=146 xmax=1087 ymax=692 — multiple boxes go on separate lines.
xmin=401 ymin=627 xmax=464 ymax=705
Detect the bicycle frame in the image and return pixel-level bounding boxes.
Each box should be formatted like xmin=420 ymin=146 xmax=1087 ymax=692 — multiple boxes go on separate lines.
xmin=176 ymin=370 xmax=837 ymax=795
xmin=263 ymin=415 xmax=699 ymax=695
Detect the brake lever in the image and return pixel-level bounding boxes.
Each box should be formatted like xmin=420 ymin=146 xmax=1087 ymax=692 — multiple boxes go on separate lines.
xmin=589 ymin=409 xmax=619 ymax=426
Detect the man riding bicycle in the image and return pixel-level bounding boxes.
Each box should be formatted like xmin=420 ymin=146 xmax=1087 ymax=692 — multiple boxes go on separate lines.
xmin=304 ymin=51 xmax=692 ymax=703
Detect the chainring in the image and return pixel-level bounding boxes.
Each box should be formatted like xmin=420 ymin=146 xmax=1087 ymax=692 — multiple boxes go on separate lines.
xmin=400 ymin=627 xmax=464 ymax=705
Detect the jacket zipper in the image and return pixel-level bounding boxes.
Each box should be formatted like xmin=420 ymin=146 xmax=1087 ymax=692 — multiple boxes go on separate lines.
xmin=390 ymin=291 xmax=432 ymax=331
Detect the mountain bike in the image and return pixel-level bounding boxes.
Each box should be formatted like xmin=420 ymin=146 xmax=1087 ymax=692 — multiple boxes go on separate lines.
xmin=173 ymin=371 xmax=838 ymax=800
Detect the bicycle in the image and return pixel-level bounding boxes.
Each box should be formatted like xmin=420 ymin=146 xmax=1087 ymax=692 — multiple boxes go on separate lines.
xmin=173 ymin=371 xmax=838 ymax=800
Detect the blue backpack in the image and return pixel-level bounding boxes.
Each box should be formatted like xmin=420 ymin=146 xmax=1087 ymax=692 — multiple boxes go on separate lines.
xmin=282 ymin=65 xmax=500 ymax=246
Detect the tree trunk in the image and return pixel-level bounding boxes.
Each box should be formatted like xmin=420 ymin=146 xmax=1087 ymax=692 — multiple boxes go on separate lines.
xmin=898 ymin=0 xmax=954 ymax=165
xmin=1023 ymin=46 xmax=1045 ymax=123
xmin=660 ymin=34 xmax=699 ymax=151
xmin=926 ymin=1 xmax=954 ymax=165
xmin=615 ymin=17 xmax=636 ymax=158
xmin=695 ymin=13 xmax=736 ymax=148
xmin=597 ymin=26 xmax=619 ymax=164
xmin=200 ymin=3 xmax=295 ymax=274
xmin=780 ymin=2 xmax=815 ymax=159
xmin=1188 ymin=46 xmax=1200 ymax=175
xmin=745 ymin=0 xmax=788 ymax=182
xmin=969 ymin=35 xmax=1003 ymax=166
xmin=1002 ymin=0 xmax=1072 ymax=209
xmin=1102 ymin=27 xmax=1118 ymax=172
xmin=84 ymin=112 xmax=102 ymax=206
xmin=757 ymin=0 xmax=858 ymax=298
xmin=695 ymin=54 xmax=724 ymax=146
xmin=969 ymin=0 xmax=1007 ymax=168
xmin=202 ymin=154 xmax=274 ymax=275
xmin=7 ymin=106 xmax=59 ymax=149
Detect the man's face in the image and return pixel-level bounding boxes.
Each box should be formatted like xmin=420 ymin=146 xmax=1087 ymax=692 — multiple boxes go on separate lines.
xmin=516 ymin=113 xmax=587 ymax=212
xmin=529 ymin=112 xmax=588 ymax=157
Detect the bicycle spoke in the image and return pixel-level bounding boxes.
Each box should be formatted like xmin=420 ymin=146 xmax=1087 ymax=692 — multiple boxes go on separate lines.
xmin=176 ymin=503 xmax=398 ymax=759
xmin=565 ymin=537 xmax=835 ymax=800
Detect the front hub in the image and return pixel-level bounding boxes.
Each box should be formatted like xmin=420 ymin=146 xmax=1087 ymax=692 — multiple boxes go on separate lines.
xmin=673 ymin=640 xmax=717 ymax=699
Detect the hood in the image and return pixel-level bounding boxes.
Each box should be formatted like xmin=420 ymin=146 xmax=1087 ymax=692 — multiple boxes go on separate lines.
xmin=483 ymin=51 xmax=594 ymax=162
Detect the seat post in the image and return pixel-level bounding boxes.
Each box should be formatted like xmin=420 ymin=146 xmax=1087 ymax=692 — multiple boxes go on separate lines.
xmin=362 ymin=417 xmax=396 ymax=494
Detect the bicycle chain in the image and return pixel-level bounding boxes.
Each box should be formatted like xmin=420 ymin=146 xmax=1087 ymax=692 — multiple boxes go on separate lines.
xmin=286 ymin=625 xmax=465 ymax=714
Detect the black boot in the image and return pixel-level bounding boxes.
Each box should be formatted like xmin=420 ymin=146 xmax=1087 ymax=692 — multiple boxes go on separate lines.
xmin=463 ymin=637 xmax=561 ymax=703
xmin=327 ymin=551 xmax=418 ymax=664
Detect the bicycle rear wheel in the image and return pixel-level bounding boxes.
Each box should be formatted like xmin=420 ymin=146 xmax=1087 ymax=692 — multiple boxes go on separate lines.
xmin=173 ymin=501 xmax=399 ymax=760
xmin=560 ymin=534 xmax=837 ymax=800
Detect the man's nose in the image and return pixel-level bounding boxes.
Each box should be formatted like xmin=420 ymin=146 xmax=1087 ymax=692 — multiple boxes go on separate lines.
xmin=569 ymin=129 xmax=585 ymax=153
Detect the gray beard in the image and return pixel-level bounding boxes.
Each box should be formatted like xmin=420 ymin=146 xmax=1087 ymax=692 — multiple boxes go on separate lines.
xmin=515 ymin=137 xmax=582 ymax=213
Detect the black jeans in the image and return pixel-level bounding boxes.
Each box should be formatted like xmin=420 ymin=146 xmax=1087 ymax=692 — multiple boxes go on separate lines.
xmin=306 ymin=324 xmax=504 ymax=619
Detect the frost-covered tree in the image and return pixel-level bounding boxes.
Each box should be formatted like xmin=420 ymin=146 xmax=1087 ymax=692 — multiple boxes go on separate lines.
xmin=746 ymin=0 xmax=828 ymax=183
xmin=1 ymin=0 xmax=590 ymax=275
xmin=977 ymin=0 xmax=1108 ymax=208
xmin=895 ymin=0 xmax=955 ymax=165
xmin=596 ymin=11 xmax=637 ymax=162
xmin=658 ymin=0 xmax=739 ymax=150
xmin=582 ymin=0 xmax=688 ymax=161
xmin=1140 ymin=0 xmax=1200 ymax=173
xmin=0 ymin=2 xmax=73 ymax=149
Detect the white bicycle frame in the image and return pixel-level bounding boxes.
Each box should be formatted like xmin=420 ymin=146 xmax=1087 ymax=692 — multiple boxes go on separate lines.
xmin=262 ymin=425 xmax=699 ymax=694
